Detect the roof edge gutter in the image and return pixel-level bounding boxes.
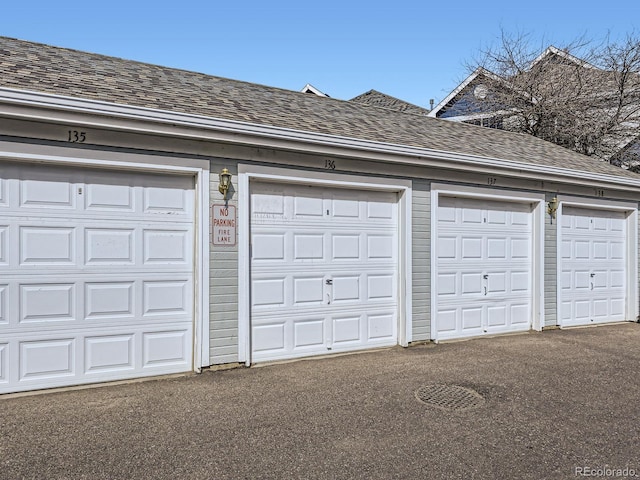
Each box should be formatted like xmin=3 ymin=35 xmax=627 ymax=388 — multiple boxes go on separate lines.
xmin=1 ymin=87 xmax=639 ymax=191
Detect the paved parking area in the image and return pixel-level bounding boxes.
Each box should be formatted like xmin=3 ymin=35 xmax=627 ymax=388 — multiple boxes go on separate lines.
xmin=2 ymin=323 xmax=640 ymax=479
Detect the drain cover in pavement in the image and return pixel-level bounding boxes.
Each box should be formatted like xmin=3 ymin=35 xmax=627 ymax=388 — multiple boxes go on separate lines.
xmin=415 ymin=384 xmax=485 ymax=411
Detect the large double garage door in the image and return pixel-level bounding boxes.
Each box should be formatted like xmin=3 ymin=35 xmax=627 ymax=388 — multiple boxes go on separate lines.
xmin=250 ymin=182 xmax=399 ymax=362
xmin=1 ymin=162 xmax=195 ymax=394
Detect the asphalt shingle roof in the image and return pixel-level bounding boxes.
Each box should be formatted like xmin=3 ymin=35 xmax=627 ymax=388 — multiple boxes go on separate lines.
xmin=350 ymin=89 xmax=430 ymax=116
xmin=1 ymin=36 xmax=640 ymax=181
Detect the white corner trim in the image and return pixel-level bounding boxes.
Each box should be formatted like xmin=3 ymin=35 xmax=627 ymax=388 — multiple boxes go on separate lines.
xmin=197 ymin=168 xmax=211 ymax=369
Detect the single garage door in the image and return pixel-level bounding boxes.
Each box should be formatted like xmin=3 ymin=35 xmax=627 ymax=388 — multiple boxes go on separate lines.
xmin=250 ymin=182 xmax=398 ymax=362
xmin=435 ymin=196 xmax=533 ymax=341
xmin=0 ymin=162 xmax=194 ymax=394
xmin=560 ymin=206 xmax=627 ymax=327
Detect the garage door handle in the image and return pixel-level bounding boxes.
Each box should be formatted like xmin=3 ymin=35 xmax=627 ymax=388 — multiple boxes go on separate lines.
xmin=484 ymin=286 xmax=487 ymax=296
xmin=590 ymin=282 xmax=594 ymax=291
xmin=327 ymin=293 xmax=331 ymax=305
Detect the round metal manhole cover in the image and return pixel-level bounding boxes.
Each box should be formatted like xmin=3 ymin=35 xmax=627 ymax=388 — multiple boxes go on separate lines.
xmin=415 ymin=384 xmax=485 ymax=411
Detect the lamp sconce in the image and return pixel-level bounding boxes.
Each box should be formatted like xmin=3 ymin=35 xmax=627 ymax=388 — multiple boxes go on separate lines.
xmin=547 ymin=196 xmax=559 ymax=222
xmin=218 ymin=168 xmax=232 ymax=200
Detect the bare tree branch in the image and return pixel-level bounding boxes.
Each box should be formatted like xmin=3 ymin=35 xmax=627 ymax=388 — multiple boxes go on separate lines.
xmin=457 ymin=30 xmax=640 ymax=170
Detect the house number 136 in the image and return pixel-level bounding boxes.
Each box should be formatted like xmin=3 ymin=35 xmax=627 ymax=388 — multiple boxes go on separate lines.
xmin=324 ymin=159 xmax=336 ymax=170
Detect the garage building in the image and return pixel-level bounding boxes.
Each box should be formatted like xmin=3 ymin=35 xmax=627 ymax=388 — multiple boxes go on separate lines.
xmin=1 ymin=37 xmax=639 ymax=394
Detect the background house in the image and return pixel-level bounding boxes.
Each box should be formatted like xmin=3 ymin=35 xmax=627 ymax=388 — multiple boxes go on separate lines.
xmin=429 ymin=46 xmax=640 ymax=171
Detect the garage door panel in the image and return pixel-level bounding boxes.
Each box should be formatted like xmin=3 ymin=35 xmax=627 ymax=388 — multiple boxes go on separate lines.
xmin=462 ymin=308 xmax=482 ymax=331
xmin=437 ymin=236 xmax=457 ymax=259
xmin=293 ymin=276 xmax=324 ymax=305
xmin=510 ymin=304 xmax=530 ymax=324
xmin=367 ymin=196 xmax=395 ymax=220
xmin=294 ymin=233 xmax=324 ymax=260
xmin=84 ymin=334 xmax=135 ymax=374
xmin=487 ymin=305 xmax=507 ymax=327
xmin=437 ymin=273 xmax=456 ymax=296
xmin=294 ymin=318 xmax=325 ymax=348
xmin=332 ymin=234 xmax=360 ymax=259
xmin=143 ymin=185 xmax=191 ymax=216
xmin=85 ymin=282 xmax=135 ymax=319
xmin=142 ymin=329 xmax=189 ymax=368
xmin=142 ymin=280 xmax=191 ymax=316
xmin=20 ymin=283 xmax=75 ymax=322
xmin=461 ymin=237 xmax=482 ymax=259
xmin=367 ymin=235 xmax=395 ymax=259
xmin=0 ymin=226 xmax=6 ymax=265
xmin=252 ymin=322 xmax=286 ymax=353
xmin=20 ymin=178 xmax=76 ymax=210
xmin=367 ymin=274 xmax=395 ymax=301
xmin=438 ymin=309 xmax=457 ymax=333
xmin=461 ymin=273 xmax=483 ymax=295
xmin=368 ymin=313 xmax=395 ymax=340
xmin=85 ymin=228 xmax=134 ymax=264
xmin=333 ymin=316 xmax=361 ymax=344
xmin=0 ymin=176 xmax=6 ymax=207
xmin=20 ymin=226 xmax=76 ymax=265
xmin=331 ymin=196 xmax=359 ymax=219
xmin=294 ymin=195 xmax=324 ymax=218
xmin=253 ymin=233 xmax=286 ymax=261
xmin=0 ymin=284 xmax=6 ymax=324
xmin=85 ymin=182 xmax=134 ymax=212
xmin=332 ymin=276 xmax=360 ymax=303
xmin=20 ymin=338 xmax=75 ymax=381
xmin=0 ymin=343 xmax=7 ymax=383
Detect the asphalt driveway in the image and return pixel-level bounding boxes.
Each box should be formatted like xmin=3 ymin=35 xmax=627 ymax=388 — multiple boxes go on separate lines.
xmin=2 ymin=323 xmax=640 ymax=480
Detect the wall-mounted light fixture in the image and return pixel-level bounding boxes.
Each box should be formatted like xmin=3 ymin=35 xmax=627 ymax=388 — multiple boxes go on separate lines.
xmin=547 ymin=196 xmax=559 ymax=222
xmin=218 ymin=168 xmax=232 ymax=200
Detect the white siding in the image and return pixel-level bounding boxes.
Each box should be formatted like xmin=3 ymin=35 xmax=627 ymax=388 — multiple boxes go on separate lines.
xmin=411 ymin=180 xmax=430 ymax=341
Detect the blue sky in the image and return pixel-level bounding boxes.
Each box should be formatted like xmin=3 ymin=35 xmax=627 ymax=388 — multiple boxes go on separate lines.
xmin=1 ymin=1 xmax=637 ymax=108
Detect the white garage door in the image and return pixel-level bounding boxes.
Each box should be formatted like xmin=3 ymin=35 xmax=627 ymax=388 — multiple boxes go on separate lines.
xmin=0 ymin=162 xmax=194 ymax=394
xmin=560 ymin=206 xmax=627 ymax=327
xmin=435 ymin=196 xmax=533 ymax=341
xmin=250 ymin=182 xmax=398 ymax=362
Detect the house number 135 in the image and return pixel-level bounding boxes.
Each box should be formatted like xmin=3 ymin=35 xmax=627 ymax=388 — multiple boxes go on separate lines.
xmin=67 ymin=130 xmax=86 ymax=143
